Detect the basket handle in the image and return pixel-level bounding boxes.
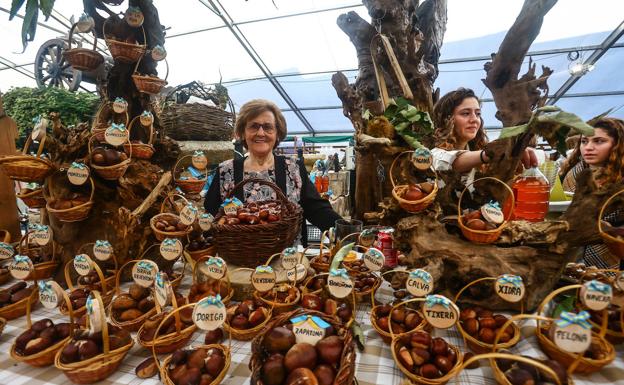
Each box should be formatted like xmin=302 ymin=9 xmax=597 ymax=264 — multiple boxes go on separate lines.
xmin=192 ymin=256 xmax=232 ymax=298
xmin=160 ymin=193 xmax=190 ymax=214
xmin=63 ymin=256 xmax=108 ymax=293
xmin=597 ymin=188 xmax=624 ymax=234
xmin=45 ymin=173 xmax=95 ymax=205
xmin=457 ymin=176 xmax=515 ymax=225
xmin=389 ymin=150 xmax=439 ymax=190
xmin=370 ymin=34 xmax=413 ymax=109
xmin=0 ymin=230 xmax=9 ymax=244
xmin=457 ymin=352 xmax=563 ymax=385
xmin=84 ymin=291 xmax=110 ymax=354
xmin=27 ymin=283 xmax=76 ymax=331
xmin=152 ymin=275 xmax=184 ymax=334
xmin=104 ymin=17 xmax=146 ymax=47
xmin=224 ymin=178 xmax=290 ymax=207
xmin=371 ymin=269 xmax=410 ymax=308
xmin=68 ymin=23 xmax=97 ymax=52
xmin=21 ymin=130 xmax=47 ymax=157
xmin=388 ymin=297 xmax=425 ymax=339
xmin=127 ymin=115 xmax=154 ymax=145
xmin=113 ymin=259 xmax=139 ymax=296
xmin=173 ymin=154 xmax=209 ymax=180
xmin=151 ymin=302 xmax=195 ymax=369
xmin=453 ymin=276 xmax=525 ymax=314
xmin=76 ymin=241 xmax=119 ymax=276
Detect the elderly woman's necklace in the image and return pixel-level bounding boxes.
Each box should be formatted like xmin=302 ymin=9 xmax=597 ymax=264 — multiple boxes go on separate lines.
xmin=245 ymin=153 xmax=274 ymax=173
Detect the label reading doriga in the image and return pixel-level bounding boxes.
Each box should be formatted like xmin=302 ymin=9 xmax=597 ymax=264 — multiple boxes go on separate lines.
xmin=252 ymin=265 xmax=276 ymax=292
xmin=495 ymin=274 xmax=525 ymax=303
xmin=406 ymin=269 xmax=433 ymax=297
xmin=193 ymin=295 xmax=226 ymax=331
xmin=580 ymin=280 xmax=612 ymax=311
xmin=422 ymin=294 xmax=459 ymax=329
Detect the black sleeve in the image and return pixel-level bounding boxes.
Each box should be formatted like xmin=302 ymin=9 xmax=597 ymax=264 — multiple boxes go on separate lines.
xmin=203 ymin=167 xmax=222 ymax=216
xmin=297 ymin=159 xmax=343 ymax=232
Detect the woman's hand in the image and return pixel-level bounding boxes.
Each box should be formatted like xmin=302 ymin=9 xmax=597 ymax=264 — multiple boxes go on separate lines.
xmin=521 ymin=147 xmax=539 ymax=169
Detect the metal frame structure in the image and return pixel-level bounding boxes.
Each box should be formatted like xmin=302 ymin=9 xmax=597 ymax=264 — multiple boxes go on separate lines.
xmin=1 ymin=2 xmax=623 ymax=135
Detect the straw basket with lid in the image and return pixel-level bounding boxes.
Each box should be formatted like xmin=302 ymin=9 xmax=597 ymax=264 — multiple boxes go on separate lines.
xmin=63 ymin=22 xmax=104 ymax=71
xmin=17 ymin=183 xmax=46 ymax=208
xmin=150 ymin=193 xmax=193 ymax=241
xmin=598 ymin=189 xmax=624 ymax=258
xmin=0 ymin=130 xmax=55 ymax=182
xmin=10 ymin=282 xmax=76 ymax=367
xmin=123 ymin=114 xmax=155 ymax=159
xmin=54 ymin=291 xmax=134 ymax=384
xmin=46 ymin=174 xmax=95 ymax=222
xmin=103 ymin=18 xmax=146 ymax=63
xmin=458 ymin=177 xmax=515 ymax=244
xmin=535 ymin=284 xmax=616 ymax=374
xmin=212 ymin=178 xmax=303 ymax=268
xmin=173 ymin=152 xmax=209 ymax=195
xmin=18 ymin=230 xmax=59 ymax=281
xmin=391 ymin=150 xmax=439 ymax=213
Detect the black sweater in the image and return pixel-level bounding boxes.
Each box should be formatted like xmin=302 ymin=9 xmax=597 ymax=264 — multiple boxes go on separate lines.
xmin=203 ymin=155 xmax=342 ymax=246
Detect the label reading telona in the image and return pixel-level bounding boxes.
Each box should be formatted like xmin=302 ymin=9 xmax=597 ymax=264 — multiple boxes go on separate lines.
xmin=193 ymin=295 xmax=226 ymax=331
xmin=159 ymin=238 xmax=183 ymax=261
xmin=251 ymin=265 xmax=276 ymax=292
xmin=327 ymin=268 xmax=354 ymax=299
xmin=73 ymin=254 xmax=93 ymax=276
xmin=580 ymin=280 xmax=612 ymax=311
xmin=9 ymin=255 xmax=34 ymax=280
xmin=132 ymin=260 xmax=158 ymax=288
xmin=553 ymin=311 xmax=592 ymax=353
xmin=422 ymin=294 xmax=459 ymax=329
xmin=495 ymin=274 xmax=525 ymax=303
xmin=406 ymin=269 xmax=433 ymax=297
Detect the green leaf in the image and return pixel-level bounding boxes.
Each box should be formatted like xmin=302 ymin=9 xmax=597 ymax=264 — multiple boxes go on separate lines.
xmin=499 ymin=123 xmax=529 ymax=138
xmin=552 ymin=295 xmax=576 ymax=319
xmin=536 ymin=110 xmax=594 ymax=136
xmin=329 ymin=242 xmax=354 ymax=271
xmin=39 ymin=0 xmax=55 ymax=20
xmin=351 ymin=320 xmax=365 ymax=350
xmin=9 ymin=0 xmax=26 ymax=19
xmin=362 ymin=109 xmax=372 ymax=121
xmin=20 ymin=0 xmax=39 ymax=51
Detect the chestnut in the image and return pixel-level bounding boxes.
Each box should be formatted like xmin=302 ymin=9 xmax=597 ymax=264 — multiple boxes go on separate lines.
xmin=178 ymin=367 xmax=202 ymax=385
xmin=479 ymin=317 xmax=497 ymax=330
xmin=376 ymin=304 xmax=392 ymax=317
xmin=391 ymin=308 xmax=406 ymax=324
xmin=24 ymin=337 xmax=53 ymax=355
xmin=323 ymin=299 xmax=337 ymax=316
xmin=410 ymin=331 xmax=432 ymax=350
xmin=540 ymin=359 xmax=568 ymax=385
xmin=262 ymin=354 xmax=286 ymax=385
xmin=286 ymin=367 xmax=319 ymax=385
xmin=460 ymin=308 xmax=477 ymax=321
xmin=204 ymin=328 xmax=224 ymax=345
xmin=434 ymin=355 xmax=453 ymax=374
xmin=430 ymin=337 xmax=448 ymax=356
xmin=316 ymin=335 xmax=343 ymax=365
xmin=494 ymin=314 xmax=510 ymax=328
xmin=60 ymin=342 xmax=80 ymax=363
xmin=31 ymin=319 xmax=53 ymax=333
xmin=397 ymin=346 xmax=414 ymax=369
xmin=301 ymin=294 xmax=322 ymax=311
xmin=78 ymin=339 xmax=100 ymax=361
xmin=463 ymin=318 xmax=480 ymax=335
xmin=463 ymin=352 xmax=480 ymax=369
xmin=336 ymin=303 xmax=352 ymax=322
xmin=314 ymin=364 xmax=336 ymax=385
xmin=420 ymin=363 xmax=440 ymax=379
xmin=505 ymin=367 xmax=536 ymax=385
xmin=409 ymin=347 xmax=430 ymax=366
xmin=404 ymin=312 xmax=421 ymax=330
xmin=446 ymin=347 xmax=458 ymax=365
xmin=135 ymin=357 xmax=158 ymax=378
xmin=205 ymin=351 xmax=225 ymax=377
xmin=377 ymin=316 xmax=390 ymax=332
xmin=284 ymin=343 xmax=317 ymax=372
xmin=231 ymin=314 xmax=249 ymax=329
xmin=15 ymin=329 xmax=37 ymax=353
xmin=478 ymin=328 xmax=496 ymax=344
xmin=477 ymin=309 xmax=494 ymax=319
xmin=169 ymin=349 xmax=188 ymax=366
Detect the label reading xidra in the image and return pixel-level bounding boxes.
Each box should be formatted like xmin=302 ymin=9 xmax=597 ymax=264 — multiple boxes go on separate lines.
xmin=132 ymin=260 xmax=158 ymax=288
xmin=553 ymin=311 xmax=592 ymax=353
xmin=495 ymin=274 xmax=525 ymax=303
xmin=93 ymin=241 xmax=113 ymax=261
xmin=422 ymin=294 xmax=459 ymax=329
xmin=38 ymin=280 xmax=64 ymax=309
xmin=481 ymin=201 xmax=504 ymax=225
xmin=179 ymin=204 xmax=198 ymax=226
xmin=411 ymin=148 xmax=433 ymax=171
xmin=0 ymin=242 xmax=14 ymax=259
xmin=580 ymin=280 xmax=612 ymax=311
xmin=74 ymin=254 xmax=93 ymax=276
xmin=31 ymin=225 xmax=52 ymax=246
xmin=86 ymin=295 xmax=103 ymax=334
xmin=154 ymin=271 xmax=172 ymax=308
xmin=198 ymin=213 xmax=214 ymax=231
xmin=363 ymin=247 xmax=384 ymax=271
xmin=105 ymin=124 xmax=128 ymax=146
xmin=160 ymin=238 xmax=183 ymax=261
xmin=67 ymin=162 xmax=89 ymax=185
xmin=406 ymin=269 xmax=433 ymax=297
xmin=281 ymin=247 xmax=300 ymax=270
xmin=290 ymin=315 xmax=330 ymax=345
xmin=9 ymin=255 xmax=34 ymax=280
xmin=193 ymin=296 xmax=226 ymax=331
xmin=192 ymin=152 xmax=208 ymax=170
xmin=327 ymin=269 xmax=353 ymax=299
xmin=200 ymin=256 xmax=227 ymax=280
xmin=251 ymin=266 xmax=276 ymax=292
xmin=286 ymin=263 xmax=307 ymax=283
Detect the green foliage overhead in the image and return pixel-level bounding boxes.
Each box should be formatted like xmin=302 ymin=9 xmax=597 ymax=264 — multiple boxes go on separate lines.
xmin=3 ymin=87 xmax=99 ymax=144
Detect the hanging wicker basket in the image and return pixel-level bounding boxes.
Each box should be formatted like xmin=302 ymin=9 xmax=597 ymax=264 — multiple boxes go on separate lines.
xmin=91 ymin=102 xmax=128 ymax=142
xmin=173 ymin=154 xmax=207 ymax=194
xmin=17 ymin=185 xmax=46 ymax=208
xmin=132 ymin=57 xmax=168 ymax=95
xmin=390 ymin=150 xmax=438 ymax=213
xmin=88 ymin=135 xmax=131 ymax=181
xmin=46 ymin=176 xmax=95 ymax=222
xmin=103 ymin=19 xmax=146 ymax=63
xmin=18 ymin=230 xmax=59 ymax=281
xmin=0 ymin=133 xmax=55 ymax=182
xmin=123 ymin=115 xmax=155 ymax=159
xmin=598 ymin=189 xmax=624 ymax=258
xmin=63 ymin=23 xmax=104 ymax=71
xmin=150 ymin=194 xmax=193 ymax=241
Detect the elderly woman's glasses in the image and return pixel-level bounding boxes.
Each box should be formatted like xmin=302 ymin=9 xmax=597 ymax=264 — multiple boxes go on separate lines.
xmin=246 ymin=122 xmax=276 ymax=134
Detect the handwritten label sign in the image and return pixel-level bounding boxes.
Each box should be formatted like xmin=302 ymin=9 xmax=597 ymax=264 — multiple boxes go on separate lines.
xmin=327 ymin=268 xmax=353 ymax=299
xmin=363 ymin=247 xmax=385 ymax=271
xmin=9 ymin=255 xmax=34 ymax=280
xmin=67 ymin=162 xmax=90 ymax=185
xmin=160 ymin=238 xmax=183 ymax=261
xmin=422 ymin=294 xmax=459 ymax=329
xmin=495 ymin=274 xmax=525 ymax=303
xmin=32 ymin=116 xmax=48 ymax=141
xmin=74 ymin=254 xmax=93 ymax=276
xmin=0 ymin=242 xmax=14 ymax=259
xmin=140 ymin=110 xmax=153 ymax=126
xmin=151 ymin=45 xmax=167 ymax=62
xmin=105 ymin=123 xmax=128 ymax=146
xmin=481 ymin=201 xmax=504 ymax=225
xmin=38 ymin=280 xmax=64 ymax=309
xmin=193 ymin=295 xmax=226 ymax=331
xmin=251 ymin=266 xmax=276 ymax=292
xmin=180 ymin=204 xmax=198 ymax=226
xmin=553 ymin=311 xmax=592 ymax=353
xmin=86 ymin=294 xmax=103 ymax=334
xmin=222 ymin=198 xmax=242 ymax=216
xmin=411 ymin=148 xmax=433 ymax=171
xmin=580 ymin=280 xmax=612 ymax=311
xmin=30 ymin=224 xmax=52 ymax=246
xmin=200 ymin=256 xmax=227 ymax=280
xmin=132 ymin=260 xmax=158 ymax=288
xmin=192 ymin=151 xmax=208 ymax=170
xmin=286 ymin=263 xmax=307 ymax=283
xmin=359 ymin=229 xmax=375 ymax=247
xmin=112 ymin=98 xmax=127 ymax=114
xmin=290 ymin=315 xmax=330 ymax=345
xmin=199 ymin=213 xmax=214 ymax=231
xmin=154 ymin=271 xmax=172 ymax=308
xmin=125 ymin=6 xmax=144 ymax=27
xmin=615 ymin=272 xmax=624 ymax=292
xmin=406 ymin=269 xmax=433 ymax=297
xmin=281 ymin=247 xmax=300 ymax=270
xmin=93 ymin=240 xmax=113 ymax=261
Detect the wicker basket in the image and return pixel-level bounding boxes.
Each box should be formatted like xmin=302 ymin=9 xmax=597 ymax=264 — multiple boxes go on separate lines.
xmin=309 ymin=230 xmax=332 ymax=273
xmin=150 ymin=194 xmax=193 ymax=241
xmin=108 ymin=260 xmax=157 ymax=332
xmin=0 ymin=133 xmax=55 ymax=182
xmin=161 ymin=103 xmax=235 ymax=141
xmin=586 ymin=307 xmax=624 ymax=345
xmin=18 ymin=231 xmax=59 ymax=281
xmin=598 ymin=189 xmax=624 ymax=258
xmin=61 ymin=259 xmax=114 ymax=318
xmin=458 ymin=177 xmax=515 ymax=244
xmin=186 ymin=244 xmax=216 ymax=262
xmin=535 ymin=284 xmax=616 ymax=374
xmin=10 ymin=287 xmax=75 ymax=367
xmin=123 ymin=115 xmax=155 ymax=159
xmin=17 ymin=185 xmax=46 ymax=208
xmin=103 ymin=19 xmax=146 ymax=63
xmin=54 ymin=292 xmax=134 ymax=384
xmin=137 ymin=295 xmax=197 ymax=354
xmin=224 ymin=304 xmax=272 ymax=341
xmin=453 ymin=277 xmax=522 ymax=354
xmin=46 ymin=176 xmax=95 ymax=222
xmin=91 ymin=102 xmax=129 ymax=142
xmin=253 ymin=284 xmax=301 ymax=315
xmin=154 ymin=303 xmax=230 ymax=385
xmin=0 ymin=286 xmax=38 ymax=320
xmin=88 ymin=135 xmax=131 ymax=181
xmin=390 ymin=150 xmax=438 ymax=213
xmin=189 ymin=255 xmax=234 ymax=304
xmin=173 ymin=154 xmax=208 ymax=194
xmin=132 ymin=57 xmax=168 ymax=95
xmin=63 ymin=23 xmax=104 ymax=71
xmin=212 ymin=178 xmax=303 ymax=268
xmin=250 ymin=308 xmax=356 ymax=385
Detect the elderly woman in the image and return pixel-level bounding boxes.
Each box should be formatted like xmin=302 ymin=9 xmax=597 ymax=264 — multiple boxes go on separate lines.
xmin=204 ymin=99 xmax=342 ymax=245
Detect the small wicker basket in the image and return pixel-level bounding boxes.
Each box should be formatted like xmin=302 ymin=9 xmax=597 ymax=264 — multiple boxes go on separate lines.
xmin=63 ymin=23 xmax=104 ymax=71
xmin=17 ymin=185 xmax=46 ymax=208
xmin=137 ymin=294 xmax=196 ymax=354
xmin=0 ymin=285 xmax=39 ymax=320
xmin=18 ymin=230 xmax=59 ymax=281
xmin=173 ymin=154 xmax=208 ymax=194
xmin=91 ymin=102 xmax=129 ymax=142
xmin=60 ymin=259 xmax=113 ymax=318
xmin=46 ymin=176 xmax=95 ymax=222
xmin=0 ymin=133 xmax=55 ymax=182
xmin=123 ymin=115 xmax=155 ymax=159
xmin=132 ymin=57 xmax=168 ymax=95
xmin=189 ymin=255 xmax=234 ymax=304
xmin=103 ymin=19 xmax=146 ymax=63
xmin=598 ymin=189 xmax=624 ymax=258
xmin=88 ymin=135 xmax=131 ymax=181
xmin=390 ymin=150 xmax=439 ymax=213
xmin=108 ymin=260 xmax=157 ymax=332
xmin=150 ymin=194 xmax=193 ymax=241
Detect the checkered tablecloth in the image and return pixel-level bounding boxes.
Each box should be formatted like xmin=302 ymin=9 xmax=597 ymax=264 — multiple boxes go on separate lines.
xmin=0 ymin=261 xmax=622 ymax=385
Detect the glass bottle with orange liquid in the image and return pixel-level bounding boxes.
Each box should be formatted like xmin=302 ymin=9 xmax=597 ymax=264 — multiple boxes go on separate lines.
xmin=512 ymin=167 xmax=550 ymax=222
